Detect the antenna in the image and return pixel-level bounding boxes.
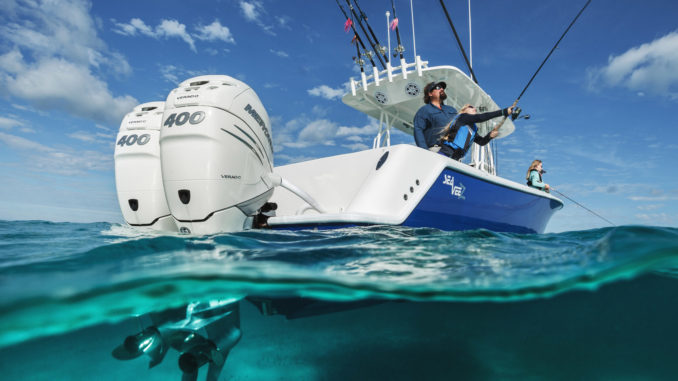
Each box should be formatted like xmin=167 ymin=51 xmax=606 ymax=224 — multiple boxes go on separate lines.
xmin=468 ymin=0 xmax=472 ymax=68
xmin=386 ymin=11 xmax=391 ymax=63
xmin=410 ymin=0 xmax=416 ymax=58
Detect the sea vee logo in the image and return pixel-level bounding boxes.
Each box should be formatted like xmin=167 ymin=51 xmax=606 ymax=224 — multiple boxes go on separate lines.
xmin=442 ymin=174 xmax=466 ymax=200
xmin=244 ymin=104 xmax=272 ymax=149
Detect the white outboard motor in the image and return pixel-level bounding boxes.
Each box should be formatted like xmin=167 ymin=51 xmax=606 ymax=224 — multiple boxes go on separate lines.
xmin=160 ymin=75 xmax=275 ymax=235
xmin=114 ymin=102 xmax=177 ymax=232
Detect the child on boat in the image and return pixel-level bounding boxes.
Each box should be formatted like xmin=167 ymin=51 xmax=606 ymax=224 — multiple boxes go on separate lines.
xmin=526 ymin=160 xmax=550 ymax=192
xmin=437 ymin=104 xmax=513 ymax=160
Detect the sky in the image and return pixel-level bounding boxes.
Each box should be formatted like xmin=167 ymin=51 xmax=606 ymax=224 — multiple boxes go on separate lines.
xmin=0 ymin=0 xmax=677 ymax=233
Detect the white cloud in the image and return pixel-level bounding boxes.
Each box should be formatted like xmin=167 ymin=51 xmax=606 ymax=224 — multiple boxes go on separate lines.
xmin=113 ymin=18 xmax=207 ymax=52
xmin=0 ymin=0 xmax=136 ymax=125
xmin=298 ymin=119 xmax=338 ymax=145
xmin=240 ymin=1 xmax=261 ymax=22
xmin=195 ymin=20 xmax=235 ymax=44
xmin=637 ymin=204 xmax=664 ymax=211
xmin=0 ymin=0 xmax=128 ymax=74
xmin=131 ymin=18 xmax=155 ymax=36
xmin=270 ymin=49 xmax=289 ymax=58
xmin=308 ymin=85 xmax=345 ymax=100
xmin=68 ymin=130 xmax=113 ymax=145
xmin=311 ymin=105 xmax=327 ymax=116
xmin=275 ymin=115 xmax=380 ymax=151
xmin=0 ymin=116 xmax=24 ymax=130
xmin=628 ymin=195 xmax=678 ymax=201
xmin=275 ymin=16 xmax=292 ymax=30
xmin=0 ymin=131 xmax=112 ymax=175
xmin=239 ymin=0 xmax=275 ymax=35
xmin=0 ymin=56 xmax=138 ymax=125
xmin=156 ymin=19 xmax=196 ymax=52
xmin=635 ymin=213 xmax=674 ymax=224
xmin=342 ymin=142 xmax=369 ymax=151
xmin=336 ymin=120 xmax=379 ymax=136
xmin=159 ymin=65 xmax=205 ymax=85
xmin=587 ymin=30 xmax=678 ymax=99
xmin=0 ymin=131 xmax=52 ymax=152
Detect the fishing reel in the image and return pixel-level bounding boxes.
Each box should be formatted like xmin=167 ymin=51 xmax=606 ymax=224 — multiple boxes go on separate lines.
xmin=510 ymin=106 xmax=522 ymax=121
xmin=393 ymin=45 xmax=405 ymax=57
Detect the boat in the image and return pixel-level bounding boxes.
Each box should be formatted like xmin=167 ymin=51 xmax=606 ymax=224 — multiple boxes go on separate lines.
xmin=114 ymin=57 xmax=562 ymax=235
xmin=107 ymin=1 xmax=590 ymax=378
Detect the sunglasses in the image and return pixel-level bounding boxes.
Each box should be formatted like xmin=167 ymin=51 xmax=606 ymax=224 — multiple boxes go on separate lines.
xmin=433 ymin=85 xmax=444 ymax=90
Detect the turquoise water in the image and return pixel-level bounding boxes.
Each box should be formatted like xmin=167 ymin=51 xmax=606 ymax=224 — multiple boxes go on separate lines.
xmin=1 ymin=220 xmax=678 ymax=380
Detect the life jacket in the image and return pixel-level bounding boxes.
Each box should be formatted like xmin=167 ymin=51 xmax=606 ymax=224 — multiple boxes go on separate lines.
xmin=526 ymin=169 xmax=542 ymax=187
xmin=440 ymin=114 xmax=478 ymax=154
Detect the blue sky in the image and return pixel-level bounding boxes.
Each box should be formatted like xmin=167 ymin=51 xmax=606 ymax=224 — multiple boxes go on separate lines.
xmin=0 ymin=0 xmax=677 ymax=232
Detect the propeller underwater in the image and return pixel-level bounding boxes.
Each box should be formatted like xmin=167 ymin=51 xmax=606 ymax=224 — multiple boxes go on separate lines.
xmin=112 ymin=327 xmax=168 ymax=368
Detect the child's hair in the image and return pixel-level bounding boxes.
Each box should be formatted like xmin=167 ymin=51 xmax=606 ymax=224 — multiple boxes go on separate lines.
xmin=440 ymin=104 xmax=473 ymax=141
xmin=526 ymin=159 xmax=542 ymax=181
xmin=458 ymin=104 xmax=474 ymax=113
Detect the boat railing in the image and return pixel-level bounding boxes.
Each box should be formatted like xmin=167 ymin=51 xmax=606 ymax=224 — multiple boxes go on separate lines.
xmin=372 ymin=111 xmax=392 ymax=149
xmin=349 ymin=56 xmax=428 ymax=95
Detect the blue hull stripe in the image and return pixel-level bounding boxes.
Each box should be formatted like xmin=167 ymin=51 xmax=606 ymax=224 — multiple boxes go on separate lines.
xmin=403 ymin=167 xmax=562 ymax=233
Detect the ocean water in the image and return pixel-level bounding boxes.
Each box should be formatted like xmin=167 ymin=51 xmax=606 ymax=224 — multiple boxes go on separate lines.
xmin=1 ymin=220 xmax=678 ymax=380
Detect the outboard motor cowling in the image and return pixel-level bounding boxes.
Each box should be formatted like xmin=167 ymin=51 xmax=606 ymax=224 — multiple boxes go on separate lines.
xmin=114 ymin=102 xmax=177 ymax=232
xmin=160 ymin=75 xmax=275 ymax=234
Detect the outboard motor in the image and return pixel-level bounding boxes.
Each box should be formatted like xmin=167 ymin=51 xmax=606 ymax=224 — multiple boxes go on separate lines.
xmin=114 ymin=102 xmax=177 ymax=232
xmin=160 ymin=75 xmax=275 ymax=234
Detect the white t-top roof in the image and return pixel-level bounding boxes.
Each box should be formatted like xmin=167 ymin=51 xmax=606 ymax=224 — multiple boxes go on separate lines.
xmin=342 ymin=65 xmax=515 ymax=139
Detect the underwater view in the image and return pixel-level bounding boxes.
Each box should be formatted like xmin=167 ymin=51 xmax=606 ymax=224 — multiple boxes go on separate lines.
xmin=1 ymin=220 xmax=678 ymax=380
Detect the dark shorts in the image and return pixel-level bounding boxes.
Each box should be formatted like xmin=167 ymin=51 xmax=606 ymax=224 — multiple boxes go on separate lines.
xmin=438 ymin=144 xmax=464 ymax=160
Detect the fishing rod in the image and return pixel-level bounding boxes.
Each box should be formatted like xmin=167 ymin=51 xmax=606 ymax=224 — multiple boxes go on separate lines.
xmin=389 ymin=0 xmax=405 ymax=61
xmin=335 ymin=0 xmax=377 ymax=68
xmin=351 ymin=0 xmax=390 ymax=65
xmin=344 ymin=0 xmax=387 ymax=69
xmin=551 ymin=188 xmax=616 ymax=226
xmin=515 ymin=0 xmax=592 ymax=103
xmin=495 ymin=0 xmax=592 ymax=130
xmin=354 ymin=33 xmax=366 ymax=73
xmin=439 ymin=0 xmax=478 ymax=84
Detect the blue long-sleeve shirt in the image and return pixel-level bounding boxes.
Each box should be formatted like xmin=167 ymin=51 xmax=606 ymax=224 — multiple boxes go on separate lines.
xmin=413 ymin=103 xmax=458 ymax=148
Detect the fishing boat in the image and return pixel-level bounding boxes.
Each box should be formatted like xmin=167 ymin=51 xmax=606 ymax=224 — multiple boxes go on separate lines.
xmin=106 ymin=1 xmax=602 ymax=379
xmin=113 ymin=57 xmax=562 ymax=235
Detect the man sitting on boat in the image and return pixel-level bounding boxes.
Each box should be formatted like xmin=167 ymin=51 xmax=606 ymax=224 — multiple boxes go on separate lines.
xmin=413 ymin=81 xmax=458 ymax=151
xmin=437 ymin=103 xmax=513 ymax=160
